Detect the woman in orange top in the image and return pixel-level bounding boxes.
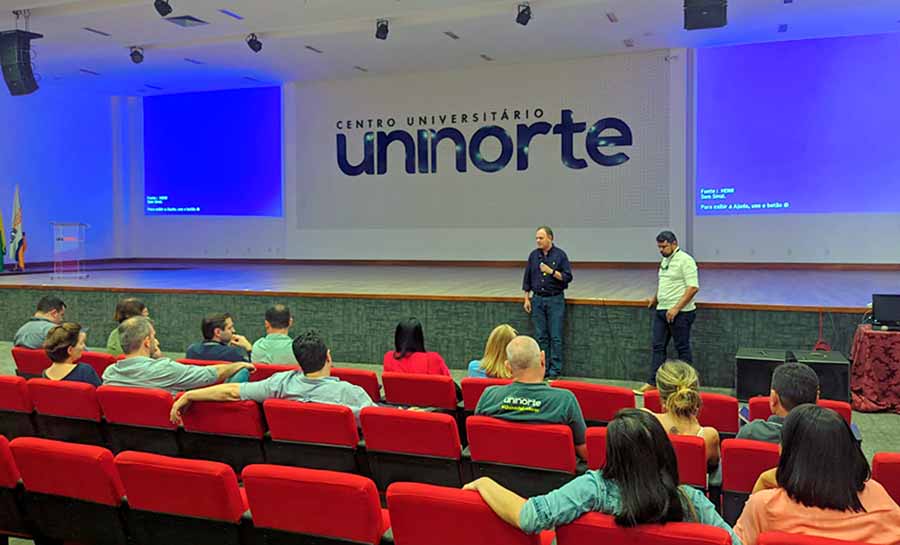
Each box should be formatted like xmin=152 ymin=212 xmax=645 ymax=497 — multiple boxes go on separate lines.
xmin=383 ymin=317 xmax=450 ymax=376
xmin=735 ymin=404 xmax=900 ymax=545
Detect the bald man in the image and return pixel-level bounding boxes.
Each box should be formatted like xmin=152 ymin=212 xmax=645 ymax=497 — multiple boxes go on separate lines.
xmin=474 ymin=336 xmax=587 ymax=460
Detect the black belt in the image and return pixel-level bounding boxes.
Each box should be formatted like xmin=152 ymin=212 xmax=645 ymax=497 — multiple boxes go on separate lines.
xmin=533 ymin=292 xmax=562 ymax=297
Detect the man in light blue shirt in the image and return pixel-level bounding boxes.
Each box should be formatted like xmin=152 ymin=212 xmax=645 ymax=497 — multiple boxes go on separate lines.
xmin=102 ymin=316 xmax=254 ymax=394
xmin=251 ymin=304 xmax=298 ymax=364
xmin=170 ymin=329 xmax=375 ymax=424
xmin=14 ymin=295 xmax=66 ymax=348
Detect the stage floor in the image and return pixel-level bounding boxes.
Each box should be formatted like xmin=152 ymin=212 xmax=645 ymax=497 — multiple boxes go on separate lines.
xmin=0 ymin=261 xmax=894 ymax=311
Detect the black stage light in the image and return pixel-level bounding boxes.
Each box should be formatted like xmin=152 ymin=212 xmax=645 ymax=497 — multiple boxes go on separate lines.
xmin=246 ymin=33 xmax=262 ymax=53
xmin=516 ymin=3 xmax=532 ymax=26
xmin=154 ymin=0 xmax=173 ymax=17
xmin=375 ymin=19 xmax=389 ymax=40
xmin=130 ymin=46 xmax=144 ymax=64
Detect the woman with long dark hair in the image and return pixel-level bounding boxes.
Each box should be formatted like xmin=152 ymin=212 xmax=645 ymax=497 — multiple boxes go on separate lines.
xmin=463 ymin=409 xmax=739 ymax=543
xmin=735 ymin=404 xmax=900 ymax=545
xmin=383 ymin=317 xmax=451 ymax=376
xmin=106 ymin=297 xmax=149 ymax=355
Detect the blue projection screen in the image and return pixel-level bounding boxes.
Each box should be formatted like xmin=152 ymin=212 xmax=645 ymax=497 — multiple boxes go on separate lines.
xmin=143 ymin=86 xmax=282 ymax=216
xmin=695 ymin=34 xmax=900 ymax=216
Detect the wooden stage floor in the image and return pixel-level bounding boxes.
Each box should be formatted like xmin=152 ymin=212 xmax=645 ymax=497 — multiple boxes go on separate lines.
xmin=0 ymin=261 xmax=895 ymax=311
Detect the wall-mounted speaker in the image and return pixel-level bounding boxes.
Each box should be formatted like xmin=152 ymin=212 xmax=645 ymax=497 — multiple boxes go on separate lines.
xmin=684 ymin=0 xmax=727 ymax=31
xmin=0 ymin=29 xmax=43 ymax=96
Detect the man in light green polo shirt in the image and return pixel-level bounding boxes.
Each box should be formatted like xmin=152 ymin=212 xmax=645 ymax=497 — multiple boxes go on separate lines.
xmin=251 ymin=304 xmax=298 ymax=364
xmin=637 ymin=231 xmax=699 ymax=394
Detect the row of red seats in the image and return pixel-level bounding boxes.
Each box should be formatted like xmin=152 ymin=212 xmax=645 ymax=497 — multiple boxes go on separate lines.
xmin=0 ymin=374 xmax=758 ymax=500
xmin=21 ymin=347 xmax=846 ymax=440
xmin=0 ymin=434 xmax=890 ymax=545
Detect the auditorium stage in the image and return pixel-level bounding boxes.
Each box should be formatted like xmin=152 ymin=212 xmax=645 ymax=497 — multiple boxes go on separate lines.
xmin=0 ymin=261 xmax=892 ymax=389
xmin=0 ymin=260 xmax=893 ymax=310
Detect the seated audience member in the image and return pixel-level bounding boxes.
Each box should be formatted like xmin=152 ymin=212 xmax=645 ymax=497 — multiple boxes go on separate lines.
xmin=737 ymin=362 xmax=819 ymax=443
xmin=383 ymin=317 xmax=450 ymax=376
xmin=475 ymin=335 xmax=588 ymax=460
xmin=103 ymin=316 xmax=253 ymax=394
xmin=464 ymin=409 xmax=739 ymax=544
xmin=14 ymin=295 xmax=66 ymax=348
xmin=42 ymin=322 xmax=101 ymax=387
xmin=170 ymin=329 xmax=375 ymax=424
xmin=735 ymin=404 xmax=900 ymax=545
xmin=251 ymin=304 xmax=297 ymax=364
xmin=646 ymin=360 xmax=719 ymax=469
xmin=106 ymin=297 xmax=149 ymax=355
xmin=186 ymin=313 xmax=253 ymax=362
xmin=467 ymin=324 xmax=517 ymax=379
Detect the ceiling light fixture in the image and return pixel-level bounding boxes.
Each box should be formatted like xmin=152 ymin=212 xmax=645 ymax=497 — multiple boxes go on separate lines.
xmin=375 ymin=19 xmax=389 ymax=40
xmin=516 ymin=3 xmax=532 ymax=26
xmin=153 ymin=0 xmax=172 ymax=17
xmin=246 ymin=33 xmax=262 ymax=52
xmin=129 ymin=46 xmax=144 ymax=64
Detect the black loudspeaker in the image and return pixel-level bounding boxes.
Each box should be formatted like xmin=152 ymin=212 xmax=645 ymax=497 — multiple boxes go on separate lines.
xmin=735 ymin=348 xmax=793 ymax=401
xmin=684 ymin=0 xmax=727 ymax=30
xmin=793 ymin=350 xmax=850 ymax=403
xmin=0 ymin=29 xmax=43 ymax=96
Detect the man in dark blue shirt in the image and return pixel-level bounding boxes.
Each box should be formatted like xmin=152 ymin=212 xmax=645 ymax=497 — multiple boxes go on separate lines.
xmin=185 ymin=313 xmax=253 ymax=363
xmin=522 ymin=226 xmax=572 ymax=379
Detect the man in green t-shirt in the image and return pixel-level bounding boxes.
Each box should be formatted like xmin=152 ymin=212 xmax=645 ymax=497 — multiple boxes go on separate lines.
xmin=475 ymin=335 xmax=587 ymax=460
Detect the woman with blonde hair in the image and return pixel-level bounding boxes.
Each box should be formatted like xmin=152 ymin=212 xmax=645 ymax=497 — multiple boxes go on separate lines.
xmin=468 ymin=324 xmax=517 ymax=378
xmin=645 ymin=359 xmax=719 ymax=468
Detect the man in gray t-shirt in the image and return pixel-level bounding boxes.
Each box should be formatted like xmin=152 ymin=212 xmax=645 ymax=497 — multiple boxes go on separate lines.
xmin=102 ymin=316 xmax=253 ymax=394
xmin=736 ymin=362 xmax=819 ymax=444
xmin=14 ymin=295 xmax=66 ymax=349
xmin=475 ymin=335 xmax=587 ymax=460
xmin=170 ymin=329 xmax=375 ymax=424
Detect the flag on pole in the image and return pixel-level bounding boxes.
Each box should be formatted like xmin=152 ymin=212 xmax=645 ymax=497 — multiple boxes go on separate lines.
xmin=10 ymin=185 xmax=24 ymax=271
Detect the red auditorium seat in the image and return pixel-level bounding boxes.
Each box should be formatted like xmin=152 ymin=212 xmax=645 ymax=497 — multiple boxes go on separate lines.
xmin=243 ymin=464 xmax=388 ymax=545
xmin=461 ymin=377 xmax=513 ymax=413
xmin=10 ymin=437 xmax=127 ymax=545
xmin=466 ymin=415 xmax=577 ymax=498
xmin=556 ymin=511 xmax=732 ymax=545
xmin=79 ymin=350 xmax=118 ymax=378
xmin=872 ymin=452 xmax=900 ymax=505
xmin=670 ymin=434 xmax=708 ymax=490
xmin=0 ymin=436 xmax=29 ymax=541
xmin=179 ymin=399 xmax=265 ymax=473
xmin=10 ymin=347 xmax=50 ymax=379
xmin=585 ymin=427 xmax=607 ymax=470
xmin=97 ymin=386 xmax=180 ymax=456
xmin=27 ymin=378 xmax=106 ymax=447
xmin=817 ymin=399 xmax=853 ymax=424
xmin=552 ymin=381 xmax=635 ymax=426
xmin=645 ymin=390 xmax=739 ymax=438
xmin=361 ymin=406 xmax=463 ymax=489
xmin=249 ymin=363 xmax=299 ymax=382
xmin=332 ymin=367 xmax=382 ymax=402
xmin=721 ymin=439 xmax=780 ymax=525
xmin=116 ymin=451 xmax=247 ymax=545
xmin=387 ymin=482 xmax=545 ymax=545
xmin=382 ymin=372 xmax=458 ymax=410
xmin=262 ymin=400 xmax=360 ymax=472
xmin=586 ymin=428 xmax=708 ymax=490
xmin=758 ymin=532 xmax=876 ymax=545
xmin=748 ymin=396 xmax=853 ymax=424
xmin=0 ymin=376 xmax=36 ymax=439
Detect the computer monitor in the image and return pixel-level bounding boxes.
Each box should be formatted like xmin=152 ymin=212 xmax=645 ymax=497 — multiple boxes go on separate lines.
xmin=872 ymin=294 xmax=900 ymax=326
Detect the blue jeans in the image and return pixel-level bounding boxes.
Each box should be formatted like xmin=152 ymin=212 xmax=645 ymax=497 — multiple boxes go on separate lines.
xmin=650 ymin=309 xmax=696 ymax=384
xmin=533 ymin=294 xmax=565 ymax=377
